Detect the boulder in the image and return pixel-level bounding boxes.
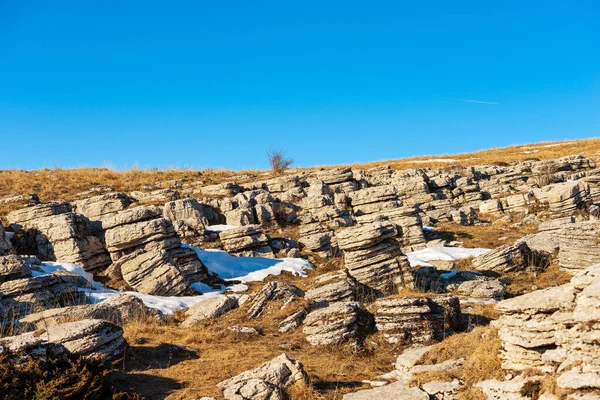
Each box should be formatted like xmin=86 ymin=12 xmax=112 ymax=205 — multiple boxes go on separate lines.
xmin=302 ymin=301 xmax=374 ymax=346
xmin=0 ymin=270 xmax=90 ymax=318
xmin=19 ymin=294 xmax=160 ymax=329
xmin=337 ymin=222 xmax=413 ymax=294
xmin=471 ymin=242 xmax=532 ymax=273
xmin=217 ymin=353 xmax=308 ymax=400
xmin=558 ymin=221 xmax=600 ymax=271
xmin=219 ymin=225 xmax=274 ymax=258
xmin=181 ymin=295 xmax=239 ymax=327
xmin=0 ymin=319 xmax=126 ymax=363
xmin=247 ymin=282 xmax=304 ymax=318
xmin=72 ymin=192 xmax=134 ymax=221
xmin=371 ymin=295 xmax=461 ymax=344
xmin=163 ymin=198 xmax=209 ymax=246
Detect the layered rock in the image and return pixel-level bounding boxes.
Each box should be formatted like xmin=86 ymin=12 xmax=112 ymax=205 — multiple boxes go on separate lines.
xmin=558 ymin=221 xmax=600 ymax=271
xmin=103 ymin=205 xmax=208 ymax=292
xmin=72 ymin=192 xmax=134 ymax=221
xmin=302 ymin=301 xmax=374 ymax=346
xmin=19 ymin=294 xmax=160 ymax=329
xmin=163 ymin=198 xmax=209 ymax=246
xmin=0 ymin=268 xmax=90 ymax=318
xmin=337 ymin=221 xmax=413 ymax=294
xmin=535 ymin=181 xmax=592 ymax=216
xmin=181 ymin=295 xmax=239 ymax=327
xmin=0 ymin=319 xmax=126 ymax=363
xmin=219 ymin=224 xmax=274 ymax=258
xmin=8 ymin=203 xmax=111 ymax=272
xmin=305 ymin=271 xmax=378 ymax=307
xmin=7 ymin=202 xmax=72 ymax=226
xmin=247 ymin=281 xmax=304 ymax=318
xmin=524 ymin=216 xmax=574 ymax=253
xmin=471 ymin=242 xmax=533 ymax=273
xmin=217 ymin=353 xmax=308 ymax=400
xmin=493 ymin=264 xmax=600 ymax=398
xmin=371 ymin=295 xmax=461 ymax=344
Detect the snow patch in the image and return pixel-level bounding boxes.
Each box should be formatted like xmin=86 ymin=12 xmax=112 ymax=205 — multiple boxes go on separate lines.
xmin=412 ymin=158 xmax=457 ymax=164
xmin=38 ymin=247 xmax=312 ymax=315
xmin=205 ymin=224 xmax=240 ymax=233
xmin=189 ymin=247 xmax=312 ymax=283
xmin=406 ymin=246 xmax=490 ymax=268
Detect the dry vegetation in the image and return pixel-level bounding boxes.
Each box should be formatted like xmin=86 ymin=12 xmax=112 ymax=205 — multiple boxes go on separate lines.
xmin=2 ymin=138 xmax=596 ymax=398
xmin=410 ymin=327 xmax=503 ymax=400
xmin=116 ymin=296 xmax=402 ymax=400
xmin=1 ymin=138 xmax=599 ymax=208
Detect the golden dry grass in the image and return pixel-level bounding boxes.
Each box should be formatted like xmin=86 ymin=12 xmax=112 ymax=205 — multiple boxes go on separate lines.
xmin=348 ymin=137 xmax=600 ymax=171
xmin=116 ymin=298 xmax=404 ymax=400
xmin=1 ymin=138 xmax=598 ymax=209
xmin=411 ymin=327 xmax=503 ymax=400
xmin=435 ymin=217 xmax=539 ymax=249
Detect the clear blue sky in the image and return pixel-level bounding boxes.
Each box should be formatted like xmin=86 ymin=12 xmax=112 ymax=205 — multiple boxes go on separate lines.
xmin=1 ymin=1 xmax=599 ymax=170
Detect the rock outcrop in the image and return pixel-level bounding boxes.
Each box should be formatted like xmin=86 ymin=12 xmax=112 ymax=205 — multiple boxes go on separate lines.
xmin=219 ymin=225 xmax=274 ymax=258
xmin=371 ymin=295 xmax=461 ymax=344
xmin=217 ymin=353 xmax=308 ymax=400
xmin=302 ymin=301 xmax=374 ymax=346
xmin=337 ymin=222 xmax=413 ymax=294
xmin=493 ymin=264 xmax=600 ymax=397
xmin=0 ymin=319 xmax=126 ymax=363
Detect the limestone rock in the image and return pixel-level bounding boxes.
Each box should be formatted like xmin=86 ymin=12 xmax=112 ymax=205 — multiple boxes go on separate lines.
xmin=163 ymin=199 xmax=209 ymax=246
xmin=342 ymin=383 xmax=429 ymax=400
xmin=337 ymin=222 xmax=412 ymax=294
xmin=471 ymin=242 xmax=532 ymax=273
xmin=302 ymin=301 xmax=374 ymax=346
xmin=217 ymin=353 xmax=308 ymax=400
xmin=0 ymin=319 xmax=126 ymax=363
xmin=220 ymin=225 xmax=274 ymax=258
xmin=118 ymin=249 xmax=193 ymax=296
xmin=19 ymin=294 xmax=160 ymax=329
xmin=247 ymin=282 xmax=304 ymax=318
xmin=558 ymin=221 xmax=600 ymax=271
xmin=372 ymin=295 xmax=461 ymax=344
xmin=0 ymin=271 xmax=90 ymax=317
xmin=8 ymin=202 xmax=72 ymax=226
xmin=72 ymin=192 xmax=134 ymax=221
xmin=181 ymin=295 xmax=239 ymax=327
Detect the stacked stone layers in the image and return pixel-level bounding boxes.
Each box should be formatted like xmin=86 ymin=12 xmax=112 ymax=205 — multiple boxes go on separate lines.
xmin=103 ymin=206 xmax=207 ymax=295
xmin=493 ymin=264 xmax=600 ymax=397
xmin=372 ymin=295 xmax=461 ymax=344
xmin=337 ymin=221 xmax=413 ymax=294
xmin=558 ymin=221 xmax=600 ymax=271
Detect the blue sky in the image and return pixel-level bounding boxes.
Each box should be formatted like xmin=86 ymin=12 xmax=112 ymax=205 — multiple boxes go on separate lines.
xmin=1 ymin=1 xmax=599 ymax=170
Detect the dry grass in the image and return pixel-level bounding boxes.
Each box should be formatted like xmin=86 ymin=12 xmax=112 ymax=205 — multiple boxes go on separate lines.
xmin=411 ymin=327 xmax=503 ymax=400
xmin=1 ymin=138 xmax=598 ymax=210
xmin=505 ymin=262 xmax=572 ymax=297
xmin=348 ymin=137 xmax=600 ymax=171
xmin=435 ymin=217 xmax=538 ymax=249
xmin=117 ymin=301 xmax=404 ymax=400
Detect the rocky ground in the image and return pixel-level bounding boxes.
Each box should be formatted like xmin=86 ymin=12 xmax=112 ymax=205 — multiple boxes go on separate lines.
xmin=2 ymin=139 xmax=600 ymax=399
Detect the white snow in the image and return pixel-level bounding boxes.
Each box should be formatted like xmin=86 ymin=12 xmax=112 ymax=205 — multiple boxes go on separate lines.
xmin=406 ymin=246 xmax=490 ymax=268
xmin=205 ymin=224 xmax=240 ymax=233
xmin=412 ymin=158 xmax=457 ymax=164
xmin=189 ymin=246 xmax=312 ymax=283
xmin=36 ymin=247 xmax=312 ymax=315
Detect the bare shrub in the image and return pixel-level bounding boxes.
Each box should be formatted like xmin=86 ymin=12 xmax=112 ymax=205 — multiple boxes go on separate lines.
xmin=531 ymin=162 xmax=558 ymax=188
xmin=266 ymin=149 xmax=293 ymax=174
